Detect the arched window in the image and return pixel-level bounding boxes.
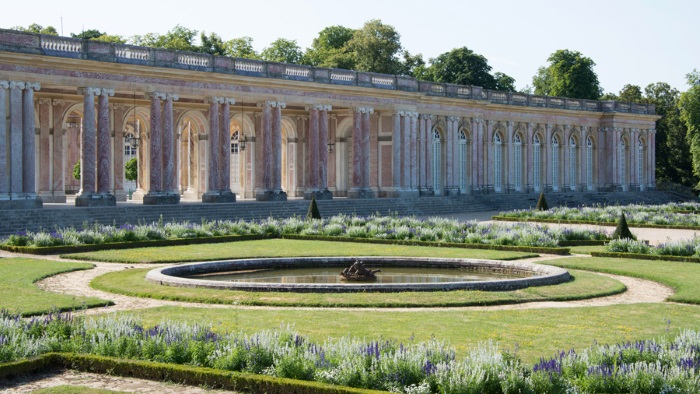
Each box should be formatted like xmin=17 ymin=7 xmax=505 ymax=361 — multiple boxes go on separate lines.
xmin=533 ymin=134 xmax=541 ymax=192
xmin=586 ymin=137 xmax=594 ymax=190
xmin=513 ymin=134 xmax=522 ymax=192
xmin=458 ymin=130 xmax=467 ymax=192
xmin=432 ymin=129 xmax=441 ymax=195
xmin=620 ymin=139 xmax=626 ymax=188
xmin=230 ymin=131 xmax=240 ymax=192
xmin=494 ymin=133 xmax=502 ymax=192
xmin=551 ymin=135 xmax=559 ymax=191
xmin=637 ymin=137 xmax=644 ymax=188
xmin=569 ymin=136 xmax=577 ymax=191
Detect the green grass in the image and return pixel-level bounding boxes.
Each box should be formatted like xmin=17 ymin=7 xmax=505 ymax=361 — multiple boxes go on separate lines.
xmin=127 ymin=303 xmax=700 ymax=365
xmin=549 ymin=257 xmax=700 ymax=304
xmin=568 ymin=245 xmax=607 ymax=255
xmin=0 ymin=258 xmax=112 ymax=316
xmin=91 ymin=268 xmax=623 ymax=307
xmin=32 ymin=387 xmax=127 ymax=394
xmin=62 ymin=239 xmax=537 ymax=263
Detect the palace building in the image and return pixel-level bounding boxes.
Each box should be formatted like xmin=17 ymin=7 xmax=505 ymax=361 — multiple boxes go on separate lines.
xmin=0 ymin=29 xmax=659 ymax=209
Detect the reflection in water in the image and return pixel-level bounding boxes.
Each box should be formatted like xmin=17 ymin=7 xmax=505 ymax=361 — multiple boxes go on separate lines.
xmin=186 ymin=267 xmax=532 ymax=284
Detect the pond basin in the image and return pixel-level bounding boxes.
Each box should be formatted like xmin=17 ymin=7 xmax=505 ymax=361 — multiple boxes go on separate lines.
xmin=146 ymin=257 xmax=570 ymax=293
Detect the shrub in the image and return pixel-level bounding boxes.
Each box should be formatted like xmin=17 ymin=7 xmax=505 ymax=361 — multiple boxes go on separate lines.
xmin=536 ymin=192 xmax=549 ymax=211
xmin=611 ymin=213 xmax=636 ymax=240
xmin=306 ymin=197 xmax=322 ymax=220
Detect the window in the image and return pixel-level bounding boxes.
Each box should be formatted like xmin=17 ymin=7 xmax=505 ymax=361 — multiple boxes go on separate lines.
xmin=586 ymin=137 xmax=593 ymax=190
xmin=494 ymin=133 xmax=502 ymax=192
xmin=513 ymin=134 xmax=522 ymax=191
xmin=551 ymin=135 xmax=559 ymax=191
xmin=533 ymin=135 xmax=541 ymax=192
xmin=432 ymin=129 xmax=441 ymax=194
xmin=569 ymin=136 xmax=576 ymax=191
xmin=458 ymin=130 xmax=467 ymax=192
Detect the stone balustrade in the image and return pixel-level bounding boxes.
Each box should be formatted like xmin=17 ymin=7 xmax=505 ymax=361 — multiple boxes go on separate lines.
xmin=0 ymin=28 xmax=656 ymax=115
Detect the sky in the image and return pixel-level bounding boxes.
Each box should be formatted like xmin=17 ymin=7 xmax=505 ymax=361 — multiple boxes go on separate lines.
xmin=4 ymin=0 xmax=699 ymax=94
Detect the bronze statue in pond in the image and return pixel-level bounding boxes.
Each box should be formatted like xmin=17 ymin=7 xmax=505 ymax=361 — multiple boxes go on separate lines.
xmin=340 ymin=261 xmax=381 ymax=282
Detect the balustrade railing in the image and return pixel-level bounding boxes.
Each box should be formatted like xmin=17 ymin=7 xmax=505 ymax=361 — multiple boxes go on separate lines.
xmin=0 ymin=29 xmax=657 ymax=115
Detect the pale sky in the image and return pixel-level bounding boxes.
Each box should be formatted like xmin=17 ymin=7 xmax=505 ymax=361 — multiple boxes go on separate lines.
xmin=5 ymin=0 xmax=699 ymax=94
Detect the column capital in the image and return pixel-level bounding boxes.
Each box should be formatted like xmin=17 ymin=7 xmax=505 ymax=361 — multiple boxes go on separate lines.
xmin=419 ymin=114 xmax=431 ymax=120
xmin=0 ymin=80 xmax=9 ymax=89
xmin=527 ymin=122 xmax=535 ymax=129
xmin=506 ymin=121 xmax=514 ymax=128
xmin=544 ymin=123 xmax=552 ymax=131
xmin=52 ymin=99 xmax=66 ymax=106
xmin=10 ymin=81 xmax=26 ymax=90
xmin=78 ymin=87 xmax=101 ymax=96
xmin=223 ymin=97 xmax=235 ymax=105
xmin=649 ymin=128 xmax=656 ymax=135
xmin=354 ymin=107 xmax=374 ymax=114
xmin=165 ymin=93 xmax=179 ymax=101
xmin=471 ymin=117 xmax=482 ymax=124
xmin=25 ymin=82 xmax=40 ymax=91
xmin=273 ymin=101 xmax=286 ymax=109
xmin=306 ymin=104 xmax=331 ymax=111
xmin=147 ymin=92 xmax=168 ymax=100
xmin=100 ymin=88 xmax=115 ymax=97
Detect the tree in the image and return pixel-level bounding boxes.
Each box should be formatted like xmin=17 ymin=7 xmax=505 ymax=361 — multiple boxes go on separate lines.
xmin=398 ymin=51 xmax=427 ymax=78
xmin=306 ymin=197 xmax=322 ymax=220
xmin=494 ymin=72 xmax=516 ymax=92
xmin=129 ymin=25 xmax=199 ymax=52
xmin=261 ymin=38 xmax=303 ymax=64
xmin=303 ymin=25 xmax=355 ymax=69
xmin=71 ymin=29 xmax=105 ymax=40
xmin=345 ymin=20 xmax=403 ymax=75
xmin=224 ymin=37 xmax=258 ymax=59
xmin=12 ymin=24 xmax=58 ymax=35
xmin=532 ymin=49 xmax=601 ymax=100
xmin=611 ymin=213 xmax=636 ymax=240
xmin=618 ymin=84 xmax=645 ymax=103
xmin=91 ymin=34 xmax=126 ymax=44
xmin=199 ymin=32 xmax=227 ymax=55
xmin=536 ymin=192 xmax=549 ymax=211
xmin=679 ymin=70 xmax=700 ymax=189
xmin=426 ymin=47 xmax=496 ymax=89
xmin=125 ymin=158 xmax=138 ymax=182
xmin=73 ymin=161 xmax=80 ymax=180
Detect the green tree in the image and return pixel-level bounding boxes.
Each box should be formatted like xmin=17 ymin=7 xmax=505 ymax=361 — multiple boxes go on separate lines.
xmin=679 ymin=70 xmax=700 ymax=189
xmin=129 ymin=25 xmax=199 ymax=52
xmin=199 ymin=32 xmax=227 ymax=55
xmin=12 ymin=24 xmax=58 ymax=35
xmin=618 ymin=84 xmax=645 ymax=103
xmin=494 ymin=72 xmax=516 ymax=92
xmin=303 ymin=25 xmax=355 ymax=69
xmin=71 ymin=29 xmax=105 ymax=40
xmin=125 ymin=158 xmax=138 ymax=182
xmin=398 ymin=51 xmax=427 ymax=78
xmin=72 ymin=161 xmax=80 ymax=180
xmin=426 ymin=47 xmax=496 ymax=88
xmin=91 ymin=34 xmax=126 ymax=44
xmin=532 ymin=49 xmax=601 ymax=99
xmin=345 ymin=19 xmax=403 ymax=75
xmin=224 ymin=37 xmax=259 ymax=59
xmin=261 ymin=38 xmax=303 ymax=64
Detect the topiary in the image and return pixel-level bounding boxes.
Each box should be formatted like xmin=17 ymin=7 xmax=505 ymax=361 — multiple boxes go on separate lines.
xmin=306 ymin=197 xmax=322 ymax=220
xmin=611 ymin=212 xmax=636 ymax=240
xmin=536 ymin=192 xmax=549 ymax=211
xmin=73 ymin=161 xmax=81 ymax=180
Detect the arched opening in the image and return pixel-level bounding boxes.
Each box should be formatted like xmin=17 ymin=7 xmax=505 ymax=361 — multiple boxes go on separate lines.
xmin=569 ymin=136 xmax=577 ymax=191
xmin=533 ymin=134 xmax=541 ymax=192
xmin=620 ymin=138 xmax=627 ymax=191
xmin=586 ymin=136 xmax=594 ymax=191
xmin=458 ymin=129 xmax=468 ymax=193
xmin=551 ymin=134 xmax=559 ymax=191
xmin=494 ymin=132 xmax=502 ymax=193
xmin=432 ymin=128 xmax=442 ymax=195
xmin=176 ymin=111 xmax=207 ymax=200
xmin=334 ymin=117 xmax=353 ymax=197
xmin=230 ymin=128 xmax=241 ymax=194
xmin=513 ymin=133 xmax=522 ymax=192
xmin=281 ymin=117 xmax=297 ymax=196
xmin=61 ymin=106 xmax=84 ymax=195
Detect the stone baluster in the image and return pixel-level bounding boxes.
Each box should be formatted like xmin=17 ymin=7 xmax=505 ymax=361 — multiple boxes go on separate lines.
xmin=319 ymin=105 xmax=331 ymax=197
xmin=97 ymin=89 xmax=114 ymax=197
xmin=0 ymin=81 xmax=8 ymax=200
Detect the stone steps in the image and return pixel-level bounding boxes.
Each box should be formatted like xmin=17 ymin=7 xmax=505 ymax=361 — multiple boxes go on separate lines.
xmin=0 ymin=191 xmax=688 ymax=237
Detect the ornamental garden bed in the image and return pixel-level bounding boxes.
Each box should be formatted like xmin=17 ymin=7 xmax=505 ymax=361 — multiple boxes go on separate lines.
xmin=590 ymin=251 xmax=700 ymax=263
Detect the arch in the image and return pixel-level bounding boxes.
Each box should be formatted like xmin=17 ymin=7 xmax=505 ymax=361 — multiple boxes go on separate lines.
xmin=513 ymin=132 xmax=523 ymax=192
xmin=120 ymin=107 xmax=150 ymax=196
xmin=176 ymin=110 xmax=208 ymax=200
xmin=533 ymin=133 xmax=542 ymax=192
xmin=432 ymin=127 xmax=443 ymax=195
xmin=493 ymin=131 xmax=503 ymax=192
xmin=551 ymin=133 xmax=560 ymax=191
xmin=458 ymin=128 xmax=468 ymax=192
xmin=280 ymin=116 xmax=297 ymax=194
xmin=60 ymin=103 xmax=85 ymax=195
xmin=586 ymin=135 xmax=594 ymax=190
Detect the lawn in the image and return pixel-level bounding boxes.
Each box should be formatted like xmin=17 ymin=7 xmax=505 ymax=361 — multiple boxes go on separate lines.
xmin=91 ymin=268 xmax=624 ymax=307
xmin=62 ymin=239 xmax=536 ymax=263
xmin=548 ymin=256 xmax=700 ymax=304
xmin=127 ymin=303 xmax=700 ymax=365
xmin=568 ymin=244 xmax=607 ymax=254
xmin=0 ymin=258 xmax=111 ymax=316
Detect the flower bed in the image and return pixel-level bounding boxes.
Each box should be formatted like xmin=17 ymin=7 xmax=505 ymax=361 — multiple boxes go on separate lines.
xmin=1 ymin=311 xmax=698 ymax=393
xmin=595 ymin=237 xmax=700 ymax=261
xmin=495 ymin=202 xmax=700 ymax=228
xmin=0 ymin=214 xmax=607 ymax=252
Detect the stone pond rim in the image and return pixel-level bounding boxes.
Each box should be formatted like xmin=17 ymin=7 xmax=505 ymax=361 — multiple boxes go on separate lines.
xmin=145 ymin=257 xmax=571 ymax=293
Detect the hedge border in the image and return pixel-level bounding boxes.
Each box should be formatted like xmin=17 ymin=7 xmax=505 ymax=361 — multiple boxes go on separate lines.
xmin=492 ymin=215 xmax=700 ymax=230
xmin=0 ymin=234 xmax=271 ymax=255
xmin=590 ymin=251 xmax=700 ymax=263
xmin=0 ymin=353 xmax=386 ymax=394
xmin=558 ymin=240 xmax=607 ymax=247
xmin=281 ymin=234 xmax=570 ymax=255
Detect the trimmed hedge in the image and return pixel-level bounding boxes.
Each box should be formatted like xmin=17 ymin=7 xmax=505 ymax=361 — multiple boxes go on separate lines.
xmin=0 ymin=353 xmax=385 ymax=394
xmin=558 ymin=240 xmax=607 ymax=247
xmin=590 ymin=251 xmax=700 ymax=263
xmin=282 ymin=234 xmax=570 ymax=255
xmin=492 ymin=215 xmax=700 ymax=230
xmin=0 ymin=234 xmax=271 ymax=255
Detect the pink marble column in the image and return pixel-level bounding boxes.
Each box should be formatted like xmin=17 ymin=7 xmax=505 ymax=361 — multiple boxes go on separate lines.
xmin=78 ymin=87 xmax=99 ymax=196
xmin=37 ymin=99 xmax=51 ymax=197
xmin=451 ymin=117 xmax=459 ymax=190
xmin=351 ymin=108 xmax=363 ymax=189
xmin=361 ymin=108 xmax=373 ymax=189
xmin=162 ymin=94 xmax=179 ymax=193
xmin=402 ymin=112 xmax=411 ymax=189
xmin=486 ymin=120 xmax=493 ymax=191
xmin=392 ymin=112 xmax=401 ymax=190
xmin=544 ymin=124 xmax=552 ymax=191
xmin=417 ymin=115 xmax=426 ymax=191
xmin=272 ymin=101 xmax=285 ymax=192
xmin=0 ymin=82 xmax=7 ymax=198
xmin=445 ymin=117 xmax=453 ymax=190
xmin=52 ymin=100 xmax=66 ymax=198
xmin=9 ymin=82 xmax=25 ymax=197
xmin=220 ymin=98 xmax=235 ymax=192
xmin=562 ymin=125 xmax=570 ymax=189
xmin=319 ymin=105 xmax=330 ymax=191
xmin=507 ymin=121 xmax=514 ymax=191
xmin=410 ymin=112 xmax=418 ymax=190
xmin=425 ymin=116 xmax=433 ymax=191
xmin=307 ymin=105 xmax=320 ymax=191
xmin=97 ymin=89 xmax=114 ymax=195
xmin=526 ymin=123 xmax=533 ymax=192
xmin=260 ymin=101 xmax=273 ymax=191
xmin=149 ymin=93 xmax=164 ymax=192
xmin=208 ymin=97 xmax=222 ymax=193
xmin=470 ymin=118 xmax=478 ymax=190
xmin=650 ymin=130 xmax=656 ymax=187
xmin=22 ymin=83 xmax=39 ymax=196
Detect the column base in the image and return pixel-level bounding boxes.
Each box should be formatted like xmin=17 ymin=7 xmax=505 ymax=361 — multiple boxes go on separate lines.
xmin=114 ymin=190 xmax=127 ymax=202
xmin=0 ymin=196 xmax=43 ymax=209
xmin=396 ymin=189 xmax=420 ymax=198
xmin=38 ymin=192 xmax=67 ymax=203
xmin=419 ymin=187 xmax=434 ymax=197
xmin=75 ymin=193 xmax=116 ymax=207
xmin=304 ymin=189 xmax=333 ymax=200
xmin=347 ymin=188 xmax=375 ymax=199
xmin=443 ymin=187 xmax=460 ymax=197
xmin=202 ymin=190 xmax=236 ymax=203
xmin=142 ymin=192 xmax=180 ymax=205
xmin=256 ymin=190 xmax=288 ymax=201
xmin=131 ymin=189 xmax=146 ymax=202
xmin=182 ymin=188 xmax=199 ymax=201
